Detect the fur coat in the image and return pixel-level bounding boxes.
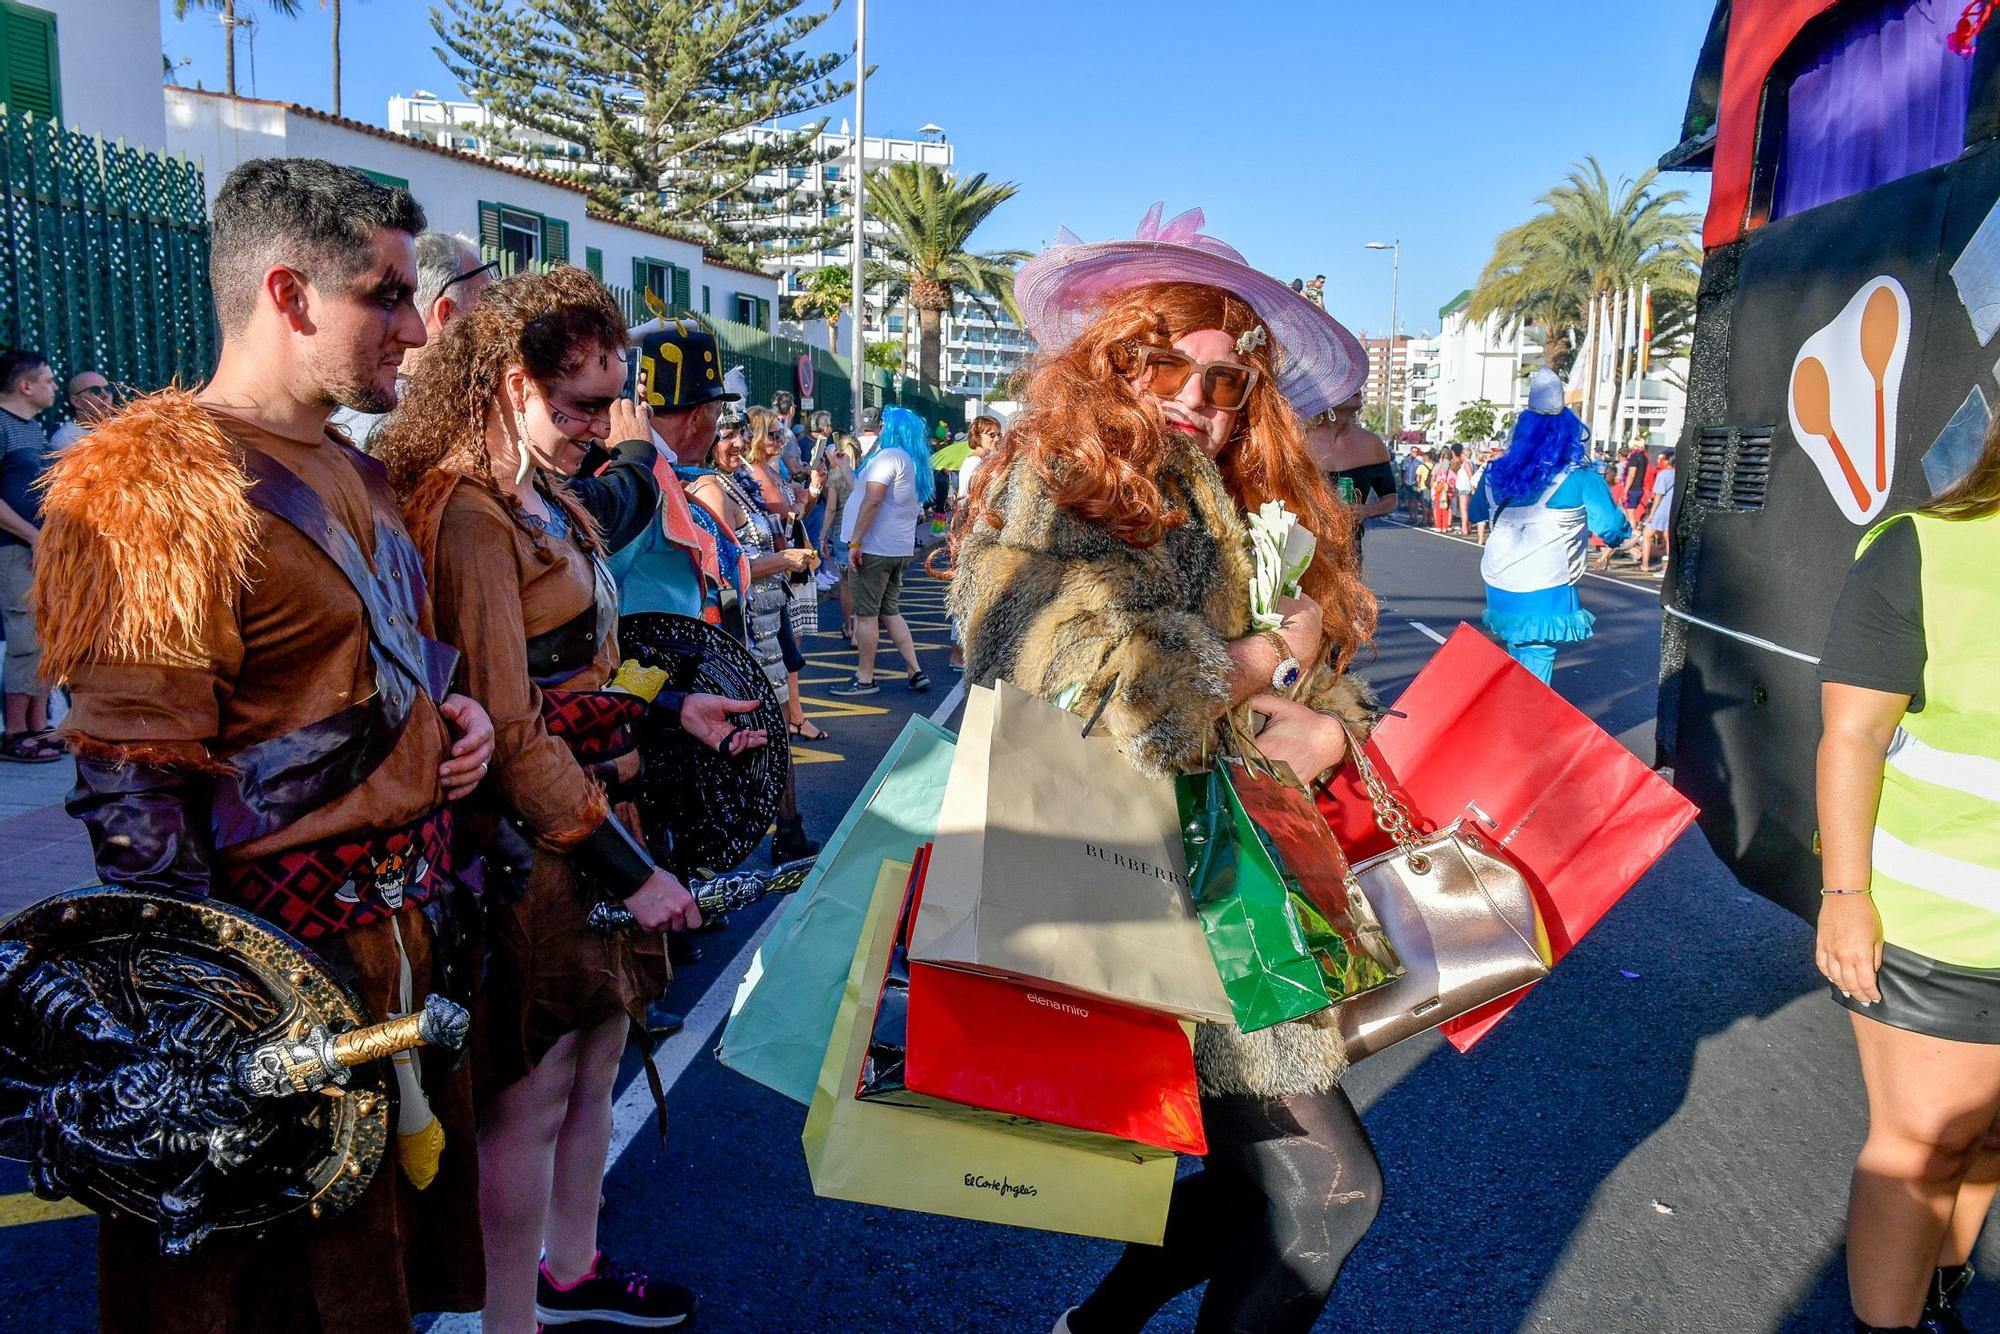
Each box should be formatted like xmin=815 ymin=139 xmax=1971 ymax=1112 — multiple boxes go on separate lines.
xmin=948 ymin=434 xmax=1378 ymax=1100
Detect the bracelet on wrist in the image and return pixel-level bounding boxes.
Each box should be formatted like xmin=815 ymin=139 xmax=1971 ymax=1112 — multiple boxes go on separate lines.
xmin=1820 ymin=887 xmax=1874 ymax=896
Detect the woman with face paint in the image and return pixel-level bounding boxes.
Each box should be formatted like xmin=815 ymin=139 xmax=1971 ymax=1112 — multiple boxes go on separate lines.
xmin=376 ymin=268 xmax=760 ymax=1332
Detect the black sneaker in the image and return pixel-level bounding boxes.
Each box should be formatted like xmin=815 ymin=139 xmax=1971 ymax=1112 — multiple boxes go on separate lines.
xmin=908 ymin=668 xmax=931 ymax=693
xmin=536 ymin=1251 xmax=696 ymax=1327
xmin=830 ymin=675 xmax=879 ymax=696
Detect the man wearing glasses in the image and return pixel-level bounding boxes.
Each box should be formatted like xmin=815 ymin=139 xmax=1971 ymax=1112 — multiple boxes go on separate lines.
xmin=50 ymin=370 xmax=113 ymax=449
xmin=332 ymin=231 xmax=497 ymax=448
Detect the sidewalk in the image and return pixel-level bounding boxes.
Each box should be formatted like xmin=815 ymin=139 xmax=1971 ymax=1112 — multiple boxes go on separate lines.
xmin=0 ymin=758 xmax=96 ymax=921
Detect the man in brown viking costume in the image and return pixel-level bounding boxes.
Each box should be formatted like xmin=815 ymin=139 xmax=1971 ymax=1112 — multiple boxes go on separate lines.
xmin=33 ymin=157 xmax=497 ymax=1331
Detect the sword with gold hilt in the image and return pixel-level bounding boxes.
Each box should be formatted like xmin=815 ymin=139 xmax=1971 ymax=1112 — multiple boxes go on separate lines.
xmin=231 ymin=993 xmax=470 ymax=1100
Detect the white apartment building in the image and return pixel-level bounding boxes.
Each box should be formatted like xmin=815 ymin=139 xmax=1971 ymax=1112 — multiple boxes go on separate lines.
xmin=388 ymin=93 xmax=1033 ymax=393
xmin=170 ymin=88 xmax=778 ymax=329
xmin=1357 ymin=332 xmax=1438 ymax=437
xmin=1433 ymin=290 xmax=1687 ymax=448
xmin=937 ymin=292 xmax=1037 ymax=399
xmin=1434 ymin=291 xmax=1544 ymax=435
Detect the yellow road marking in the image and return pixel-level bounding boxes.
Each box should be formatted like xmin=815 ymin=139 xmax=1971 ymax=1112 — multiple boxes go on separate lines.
xmin=790 ymin=744 xmax=843 ymax=765
xmin=0 ymin=1191 xmax=90 ymax=1227
xmin=798 ymin=694 xmax=888 ymax=718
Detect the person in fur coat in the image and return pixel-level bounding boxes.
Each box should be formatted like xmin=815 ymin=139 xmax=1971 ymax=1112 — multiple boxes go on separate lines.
xmin=954 ymin=205 xmax=1383 ymax=1334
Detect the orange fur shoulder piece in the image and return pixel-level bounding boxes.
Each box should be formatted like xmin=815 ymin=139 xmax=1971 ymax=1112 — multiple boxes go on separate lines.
xmin=32 ymin=389 xmax=257 ymax=683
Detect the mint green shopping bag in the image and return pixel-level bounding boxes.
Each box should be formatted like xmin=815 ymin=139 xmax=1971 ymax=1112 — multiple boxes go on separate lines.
xmin=718 ymin=715 xmax=957 ymax=1104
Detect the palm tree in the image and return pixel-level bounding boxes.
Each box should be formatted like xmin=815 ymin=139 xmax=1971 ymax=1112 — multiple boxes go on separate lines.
xmin=792 ymin=266 xmax=851 ymax=350
xmin=323 ymin=0 xmax=343 ymax=117
xmin=863 ymin=162 xmax=1028 ymax=388
xmin=1467 ymin=157 xmax=1701 ymax=375
xmin=792 ymin=262 xmax=902 ymax=352
xmin=864 ymin=340 xmax=902 ymax=374
xmin=172 ymin=0 xmax=303 ymax=99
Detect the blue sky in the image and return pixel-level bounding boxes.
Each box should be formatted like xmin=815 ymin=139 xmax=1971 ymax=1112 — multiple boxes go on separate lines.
xmin=159 ymin=0 xmax=1715 ymax=337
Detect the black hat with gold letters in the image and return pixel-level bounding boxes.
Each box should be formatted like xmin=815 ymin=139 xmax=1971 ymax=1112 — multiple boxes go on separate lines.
xmin=634 ymin=317 xmax=741 ymax=412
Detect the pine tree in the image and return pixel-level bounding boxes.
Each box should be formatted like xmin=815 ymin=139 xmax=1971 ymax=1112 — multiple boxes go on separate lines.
xmin=433 ymin=0 xmax=855 ymax=266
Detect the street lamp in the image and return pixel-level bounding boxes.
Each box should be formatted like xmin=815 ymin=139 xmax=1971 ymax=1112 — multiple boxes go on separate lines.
xmin=849 ymin=0 xmax=867 ymax=433
xmin=1364 ymin=240 xmax=1400 ymax=441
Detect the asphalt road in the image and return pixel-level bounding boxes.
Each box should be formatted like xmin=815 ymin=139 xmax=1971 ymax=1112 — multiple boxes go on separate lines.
xmin=3 ymin=521 xmax=1988 ymax=1333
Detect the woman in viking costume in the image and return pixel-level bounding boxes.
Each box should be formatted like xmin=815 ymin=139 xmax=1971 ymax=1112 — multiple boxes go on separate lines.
xmin=376 ymin=266 xmax=764 ymax=1332
xmin=951 ymin=204 xmax=1383 ymax=1334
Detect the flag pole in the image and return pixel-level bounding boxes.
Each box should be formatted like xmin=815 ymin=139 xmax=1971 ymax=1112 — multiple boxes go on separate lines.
xmin=1615 ymin=284 xmax=1635 ymax=448
xmin=1585 ymin=290 xmax=1603 ymax=441
xmin=1637 ymin=279 xmax=1652 ymax=442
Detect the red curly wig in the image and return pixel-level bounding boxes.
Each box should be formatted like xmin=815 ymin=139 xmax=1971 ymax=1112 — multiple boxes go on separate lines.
xmin=967 ymin=281 xmax=1376 ymax=670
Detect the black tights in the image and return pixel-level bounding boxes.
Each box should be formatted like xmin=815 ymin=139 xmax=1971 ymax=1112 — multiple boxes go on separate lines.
xmin=1072 ymin=1087 xmax=1383 ymax=1334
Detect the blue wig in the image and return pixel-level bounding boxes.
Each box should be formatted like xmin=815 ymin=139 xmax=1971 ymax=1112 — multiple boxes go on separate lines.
xmin=1481 ymin=408 xmax=1591 ymax=506
xmin=877 ymin=405 xmax=936 ymax=503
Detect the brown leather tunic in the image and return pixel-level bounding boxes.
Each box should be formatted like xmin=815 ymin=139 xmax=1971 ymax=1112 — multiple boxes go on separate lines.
xmin=62 ymin=407 xmax=482 ymax=1330
xmin=65 ymin=411 xmax=452 ymax=863
xmin=424 ymin=478 xmax=667 ymax=1095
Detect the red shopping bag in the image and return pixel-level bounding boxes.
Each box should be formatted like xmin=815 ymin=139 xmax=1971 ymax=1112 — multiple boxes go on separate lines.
xmin=859 ymin=846 xmax=1207 ymax=1159
xmin=1323 ymin=625 xmax=1696 ymax=1051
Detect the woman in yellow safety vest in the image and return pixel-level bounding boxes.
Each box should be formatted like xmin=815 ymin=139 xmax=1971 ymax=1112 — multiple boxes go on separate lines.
xmin=1817 ymin=420 xmax=2000 ymax=1334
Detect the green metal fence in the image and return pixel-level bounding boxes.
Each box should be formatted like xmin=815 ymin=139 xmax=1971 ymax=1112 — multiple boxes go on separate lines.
xmin=479 ymin=243 xmax=971 ymax=430
xmin=706 ymin=315 xmax=969 ymax=431
xmin=0 ymin=105 xmax=215 ymax=395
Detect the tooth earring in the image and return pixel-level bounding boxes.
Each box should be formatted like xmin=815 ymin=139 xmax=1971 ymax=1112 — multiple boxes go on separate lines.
xmin=507 ymin=409 xmax=534 ymax=486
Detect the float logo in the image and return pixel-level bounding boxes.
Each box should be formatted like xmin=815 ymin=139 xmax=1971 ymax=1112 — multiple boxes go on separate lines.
xmin=1788 ymin=276 xmax=1908 ymax=525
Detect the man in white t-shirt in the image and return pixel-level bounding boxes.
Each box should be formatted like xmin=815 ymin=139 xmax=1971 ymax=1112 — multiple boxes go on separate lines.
xmin=832 ymin=407 xmax=931 ymax=695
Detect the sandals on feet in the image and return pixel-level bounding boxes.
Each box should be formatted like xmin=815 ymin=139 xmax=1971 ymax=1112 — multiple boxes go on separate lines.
xmin=0 ymin=731 xmax=64 ymax=763
xmin=789 ymin=720 xmax=832 ymax=743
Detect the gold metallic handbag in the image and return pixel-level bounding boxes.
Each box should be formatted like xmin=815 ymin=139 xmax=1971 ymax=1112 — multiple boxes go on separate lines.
xmin=1333 ymin=726 xmax=1552 ymax=1060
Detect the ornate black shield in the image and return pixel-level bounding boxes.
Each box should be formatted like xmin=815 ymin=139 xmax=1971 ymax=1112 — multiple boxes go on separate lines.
xmin=616 ymin=612 xmax=789 ymax=876
xmin=0 ymin=889 xmax=392 ymax=1255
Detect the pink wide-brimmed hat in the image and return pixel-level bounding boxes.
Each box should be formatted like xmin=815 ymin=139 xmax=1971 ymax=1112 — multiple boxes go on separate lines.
xmin=1014 ymin=203 xmax=1370 ymax=418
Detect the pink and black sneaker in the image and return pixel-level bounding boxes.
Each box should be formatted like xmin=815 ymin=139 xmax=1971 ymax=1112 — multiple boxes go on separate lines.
xmin=535 ymin=1251 xmax=696 ymax=1328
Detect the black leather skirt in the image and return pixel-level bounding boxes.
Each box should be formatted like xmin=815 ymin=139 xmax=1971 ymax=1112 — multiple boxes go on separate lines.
xmin=1834 ymin=943 xmax=2000 ymax=1043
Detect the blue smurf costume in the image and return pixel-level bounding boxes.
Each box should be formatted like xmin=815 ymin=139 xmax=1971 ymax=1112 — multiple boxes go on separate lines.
xmin=1467 ymin=368 xmax=1632 ymax=683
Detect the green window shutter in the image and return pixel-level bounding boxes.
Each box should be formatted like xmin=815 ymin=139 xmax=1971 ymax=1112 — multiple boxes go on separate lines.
xmin=478 ymin=202 xmax=502 ymax=252
xmin=585 ymin=246 xmax=603 ymax=280
xmin=1 ymin=2 xmax=62 ymax=120
xmin=755 ymin=297 xmax=771 ymax=330
xmin=633 ymin=258 xmax=647 ymax=294
xmin=702 ymin=285 xmax=711 ymax=314
xmin=671 ymin=265 xmax=691 ymax=314
xmin=542 ymin=216 xmax=569 ymax=264
xmin=351 ymin=166 xmax=409 ymax=190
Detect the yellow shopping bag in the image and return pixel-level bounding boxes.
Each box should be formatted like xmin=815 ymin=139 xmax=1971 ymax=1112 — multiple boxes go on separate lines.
xmin=802 ymin=858 xmax=1176 ymax=1245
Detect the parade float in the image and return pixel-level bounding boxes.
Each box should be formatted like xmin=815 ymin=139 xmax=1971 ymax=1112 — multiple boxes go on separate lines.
xmin=1658 ymin=0 xmax=2000 ymax=917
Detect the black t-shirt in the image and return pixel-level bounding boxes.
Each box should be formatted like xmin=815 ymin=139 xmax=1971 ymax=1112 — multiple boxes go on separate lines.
xmin=1332 ymin=461 xmax=1399 ymax=503
xmin=1818 ymin=517 xmax=1926 ymax=710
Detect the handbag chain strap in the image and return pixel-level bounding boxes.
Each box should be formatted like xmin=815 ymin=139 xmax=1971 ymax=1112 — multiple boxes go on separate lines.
xmin=1337 ymin=719 xmax=1432 ymax=873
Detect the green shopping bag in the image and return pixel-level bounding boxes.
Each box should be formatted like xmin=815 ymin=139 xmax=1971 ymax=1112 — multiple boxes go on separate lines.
xmin=719 ymin=715 xmax=957 ymax=1105
xmin=1176 ymin=760 xmax=1335 ymax=1033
